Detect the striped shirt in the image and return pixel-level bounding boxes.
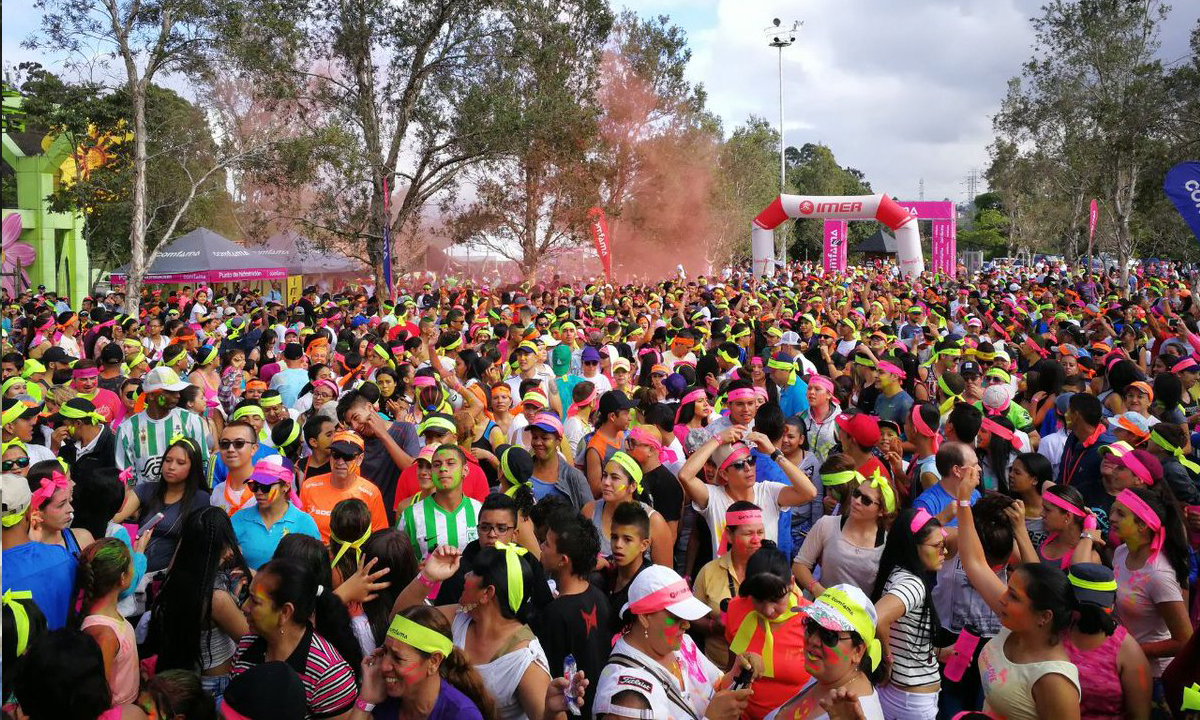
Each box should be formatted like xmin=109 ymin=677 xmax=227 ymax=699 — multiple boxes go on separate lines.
xmin=231 ymin=629 xmax=357 ymax=719
xmin=400 ymin=494 xmax=481 ymax=558
xmin=115 ymin=408 xmax=211 ymax=487
xmin=881 ymin=568 xmax=940 ymax=687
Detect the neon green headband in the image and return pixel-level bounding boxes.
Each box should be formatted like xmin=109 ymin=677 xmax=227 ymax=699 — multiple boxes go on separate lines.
xmin=2 ymin=590 xmax=33 ymax=656
xmin=259 ymin=394 xmax=283 ymax=408
xmin=277 ymin=421 xmax=301 ymax=449
xmin=814 ymin=587 xmax=882 ymax=670
xmin=230 ymin=405 xmax=265 ymax=421
xmin=417 ymin=416 xmax=456 ymax=436
xmin=1067 ymin=572 xmax=1117 ymax=593
xmin=1149 ymin=430 xmax=1200 ymax=474
xmin=57 ymin=404 xmax=105 ymax=424
xmin=386 ymin=614 xmax=454 ymax=658
xmin=607 ymin=451 xmax=643 ymax=495
xmin=820 ymin=471 xmax=859 ymax=487
xmin=501 ymin=447 xmax=530 ymax=497
xmin=494 ymin=542 xmax=529 ymax=614
xmin=330 ymin=526 xmax=372 ymax=568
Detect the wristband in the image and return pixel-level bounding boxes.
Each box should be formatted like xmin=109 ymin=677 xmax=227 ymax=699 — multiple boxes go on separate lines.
xmin=771 ymin=449 xmax=783 ymax=462
xmin=957 ymin=500 xmax=972 ymax=507
xmin=417 ymin=573 xmax=439 ymax=589
xmin=355 ymin=698 xmax=376 ymax=712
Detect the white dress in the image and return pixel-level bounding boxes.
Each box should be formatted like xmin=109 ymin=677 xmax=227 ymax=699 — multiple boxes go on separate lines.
xmin=451 ymin=612 xmax=549 ymax=720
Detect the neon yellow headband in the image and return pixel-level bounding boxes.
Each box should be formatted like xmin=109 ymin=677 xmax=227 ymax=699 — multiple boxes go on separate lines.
xmin=56 ymin=403 xmax=105 ymax=424
xmin=501 ymin=447 xmax=531 ymax=497
xmin=330 ymin=526 xmax=372 ymax=568
xmin=607 ymin=451 xmax=643 ymax=495
xmin=1067 ymin=572 xmax=1117 ymax=593
xmin=813 ymin=587 xmax=882 ymax=670
xmin=2 ymin=590 xmax=33 ymax=656
xmin=1149 ymin=430 xmax=1200 ymax=474
xmin=386 ymin=614 xmax=454 ymax=658
xmin=493 ymin=542 xmax=529 ymax=615
xmin=230 ymin=405 xmax=265 ymax=421
xmin=417 ymin=416 xmax=456 ymax=436
xmin=259 ymin=394 xmax=283 ymax=408
xmin=820 ymin=470 xmax=859 ymax=486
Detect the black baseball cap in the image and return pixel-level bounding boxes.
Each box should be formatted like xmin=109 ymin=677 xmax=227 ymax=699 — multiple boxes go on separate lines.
xmin=599 ymin=390 xmax=637 ymax=416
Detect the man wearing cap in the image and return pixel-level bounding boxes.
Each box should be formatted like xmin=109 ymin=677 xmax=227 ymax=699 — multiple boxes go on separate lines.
xmin=116 ymin=366 xmax=211 ymax=486
xmin=269 ymin=343 xmax=310 ymax=407
xmin=592 ymin=565 xmax=755 ymax=720
xmin=54 ymin=397 xmax=117 ymax=472
xmin=393 ymin=414 xmax=489 ymax=508
xmin=768 ymin=351 xmax=809 ymax=419
xmin=2 ymin=398 xmax=55 ymax=465
xmin=528 ymin=412 xmax=593 ymax=511
xmin=398 ymin=444 xmax=484 ymax=558
xmin=2 ymin=473 xmax=77 ymax=630
xmin=579 ymin=346 xmax=612 ymax=395
xmin=97 ymin=342 xmax=126 ymax=394
xmin=231 ymin=456 xmax=320 ymax=569
xmin=299 ymin=430 xmax=389 ymax=543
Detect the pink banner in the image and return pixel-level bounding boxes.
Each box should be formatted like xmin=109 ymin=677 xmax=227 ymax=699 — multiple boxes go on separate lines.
xmin=109 ymin=268 xmax=288 ymax=285
xmin=823 ymin=220 xmax=847 ymax=274
xmin=587 ymin=207 xmax=612 ymax=280
xmin=932 ymin=219 xmax=956 ymax=275
xmin=1089 ymin=198 xmax=1098 ymax=241
xmin=896 ymin=201 xmax=955 ymax=220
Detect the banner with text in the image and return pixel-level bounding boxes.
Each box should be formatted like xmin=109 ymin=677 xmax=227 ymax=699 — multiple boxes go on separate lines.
xmin=587 ymin=207 xmax=613 ymax=279
xmin=823 ymin=220 xmax=848 ymax=274
xmin=1164 ymin=162 xmax=1200 ymax=243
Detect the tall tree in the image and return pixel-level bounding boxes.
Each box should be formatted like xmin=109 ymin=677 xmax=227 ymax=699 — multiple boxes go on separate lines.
xmin=15 ymin=67 xmax=238 ymax=272
xmin=443 ymin=0 xmax=612 ymax=278
xmin=709 ymin=116 xmax=782 ymax=267
xmin=993 ymin=0 xmax=1173 ymax=290
xmin=231 ymin=0 xmax=556 ymax=294
xmin=785 ymin=142 xmax=873 ymax=259
xmin=28 ymin=0 xmax=275 ymax=315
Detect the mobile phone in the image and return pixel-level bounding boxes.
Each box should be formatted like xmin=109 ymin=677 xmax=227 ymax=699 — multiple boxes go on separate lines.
xmin=138 ymin=512 xmax=165 ymax=539
xmin=730 ymin=664 xmax=753 ymax=691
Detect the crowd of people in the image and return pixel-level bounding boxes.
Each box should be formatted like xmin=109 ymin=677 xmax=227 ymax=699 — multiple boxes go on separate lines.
xmin=3 ymin=258 xmax=1200 ymax=719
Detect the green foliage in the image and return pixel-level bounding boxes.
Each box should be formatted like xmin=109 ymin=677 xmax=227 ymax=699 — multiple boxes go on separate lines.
xmin=785 ymin=142 xmax=873 ymax=258
xmin=990 ymin=0 xmax=1193 ymax=286
xmin=710 ymin=116 xmax=782 ymax=263
xmin=11 ymin=66 xmax=236 ymax=272
xmin=958 ymin=208 xmax=1010 ymax=258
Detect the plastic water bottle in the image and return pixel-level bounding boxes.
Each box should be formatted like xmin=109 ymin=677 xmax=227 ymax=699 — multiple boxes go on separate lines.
xmin=563 ymin=654 xmax=581 ymax=716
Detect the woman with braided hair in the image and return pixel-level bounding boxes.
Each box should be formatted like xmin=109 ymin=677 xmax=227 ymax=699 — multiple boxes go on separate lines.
xmin=76 ymin=537 xmax=139 ymax=706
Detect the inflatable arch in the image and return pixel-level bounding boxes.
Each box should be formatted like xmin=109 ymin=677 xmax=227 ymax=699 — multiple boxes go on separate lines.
xmin=750 ymin=193 xmax=923 ymax=279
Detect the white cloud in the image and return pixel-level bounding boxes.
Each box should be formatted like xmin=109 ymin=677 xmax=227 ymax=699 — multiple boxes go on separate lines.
xmin=623 ymin=0 xmax=1198 ymax=203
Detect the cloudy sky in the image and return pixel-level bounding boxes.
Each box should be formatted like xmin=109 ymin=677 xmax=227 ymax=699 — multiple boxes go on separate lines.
xmin=4 ymin=0 xmax=1196 ymax=206
xmin=621 ymin=0 xmax=1198 ymax=203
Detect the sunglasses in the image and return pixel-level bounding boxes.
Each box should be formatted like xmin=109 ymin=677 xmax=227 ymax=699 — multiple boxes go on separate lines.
xmin=802 ymin=617 xmax=852 ymax=648
xmin=584 ymin=360 xmax=599 ymax=366
xmin=331 ymin=450 xmax=359 ymax=462
xmin=247 ymin=481 xmax=278 ymax=494
xmin=851 ymin=488 xmax=878 ymax=507
xmin=124 ymin=390 xmax=139 ymax=399
xmin=727 ymin=456 xmax=756 ymax=472
xmin=2 ymin=456 xmax=30 ymax=471
xmin=218 ymin=438 xmax=255 ymax=450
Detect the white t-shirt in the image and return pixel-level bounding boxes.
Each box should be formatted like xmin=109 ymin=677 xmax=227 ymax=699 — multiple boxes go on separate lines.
xmin=594 ymin=635 xmax=721 ymax=720
xmin=692 ymin=482 xmax=786 ymax=557
xmin=763 ymin=677 xmax=886 ymax=720
xmin=580 ymin=371 xmax=612 ymax=394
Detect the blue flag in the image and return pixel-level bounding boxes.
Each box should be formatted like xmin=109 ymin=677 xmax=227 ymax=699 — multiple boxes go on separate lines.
xmin=1164 ymin=161 xmax=1200 ymax=243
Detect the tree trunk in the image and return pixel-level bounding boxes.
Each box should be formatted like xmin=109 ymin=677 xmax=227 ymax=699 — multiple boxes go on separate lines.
xmin=124 ymin=82 xmax=149 ymax=318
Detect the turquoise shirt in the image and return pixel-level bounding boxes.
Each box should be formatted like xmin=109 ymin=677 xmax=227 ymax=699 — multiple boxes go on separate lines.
xmin=231 ymin=502 xmax=321 ymax=569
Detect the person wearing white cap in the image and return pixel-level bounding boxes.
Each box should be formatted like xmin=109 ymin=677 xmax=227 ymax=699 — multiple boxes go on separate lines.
xmin=115 ymin=366 xmax=211 ymax=486
xmin=593 ymin=564 xmax=759 ymax=720
xmin=765 ymin=584 xmax=887 ymax=719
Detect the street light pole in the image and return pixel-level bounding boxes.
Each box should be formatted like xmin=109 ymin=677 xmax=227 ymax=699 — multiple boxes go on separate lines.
xmin=767 ymin=18 xmax=800 ymax=272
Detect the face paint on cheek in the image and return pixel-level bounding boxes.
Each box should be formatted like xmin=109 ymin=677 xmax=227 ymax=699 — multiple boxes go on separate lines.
xmin=661 ymin=616 xmax=684 ymax=642
xmin=398 ymin=660 xmax=425 ymax=686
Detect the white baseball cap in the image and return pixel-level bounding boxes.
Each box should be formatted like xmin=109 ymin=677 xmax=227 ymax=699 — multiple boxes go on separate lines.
xmin=619 ymin=565 xmax=710 ymax=621
xmin=143 ymin=366 xmax=190 ymax=393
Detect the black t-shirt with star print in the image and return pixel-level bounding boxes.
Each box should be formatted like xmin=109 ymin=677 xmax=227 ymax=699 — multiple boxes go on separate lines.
xmin=535 ymin=582 xmax=611 ymax=717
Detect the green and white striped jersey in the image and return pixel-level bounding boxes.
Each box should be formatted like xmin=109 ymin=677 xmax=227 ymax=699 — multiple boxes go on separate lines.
xmin=399 ymin=494 xmax=481 ymax=558
xmin=115 ymin=408 xmax=211 ymax=486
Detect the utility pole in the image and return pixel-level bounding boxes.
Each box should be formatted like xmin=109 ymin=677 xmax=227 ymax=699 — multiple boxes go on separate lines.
xmin=766 ymin=18 xmax=800 ymax=272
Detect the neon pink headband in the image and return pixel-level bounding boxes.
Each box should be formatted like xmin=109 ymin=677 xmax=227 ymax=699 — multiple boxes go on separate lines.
xmin=30 ymin=471 xmax=69 ymax=511
xmin=313 ymin=378 xmax=340 ymax=398
xmin=980 ymin=417 xmax=1023 ymax=450
xmin=876 ymin=360 xmax=906 ymax=379
xmin=1117 ymin=488 xmax=1164 ymax=562
xmin=727 ymin=388 xmax=756 ymax=402
xmin=411 ymin=375 xmax=436 ymax=388
xmin=1024 ymin=337 xmax=1049 ymax=358
xmin=808 ymin=375 xmax=835 ymax=393
xmin=1174 ymin=357 xmax=1199 ymax=373
xmin=1044 ymin=491 xmax=1097 ymax=530
xmin=718 ymin=443 xmax=751 ymax=472
xmin=628 ymin=579 xmax=695 ymax=615
xmin=629 ymin=425 xmax=677 ymax=464
xmin=910 ymin=508 xmax=936 ymax=534
xmin=753 ymin=387 xmax=769 ymax=400
xmin=71 ymin=367 xmax=100 ymax=379
xmin=675 ymin=389 xmax=708 ymax=423
xmin=725 ymin=508 xmax=762 ymax=525
xmin=567 ymin=387 xmax=598 ymax=417
xmin=910 ymin=405 xmax=940 ymax=453
xmin=1114 ymin=451 xmax=1153 ymax=486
